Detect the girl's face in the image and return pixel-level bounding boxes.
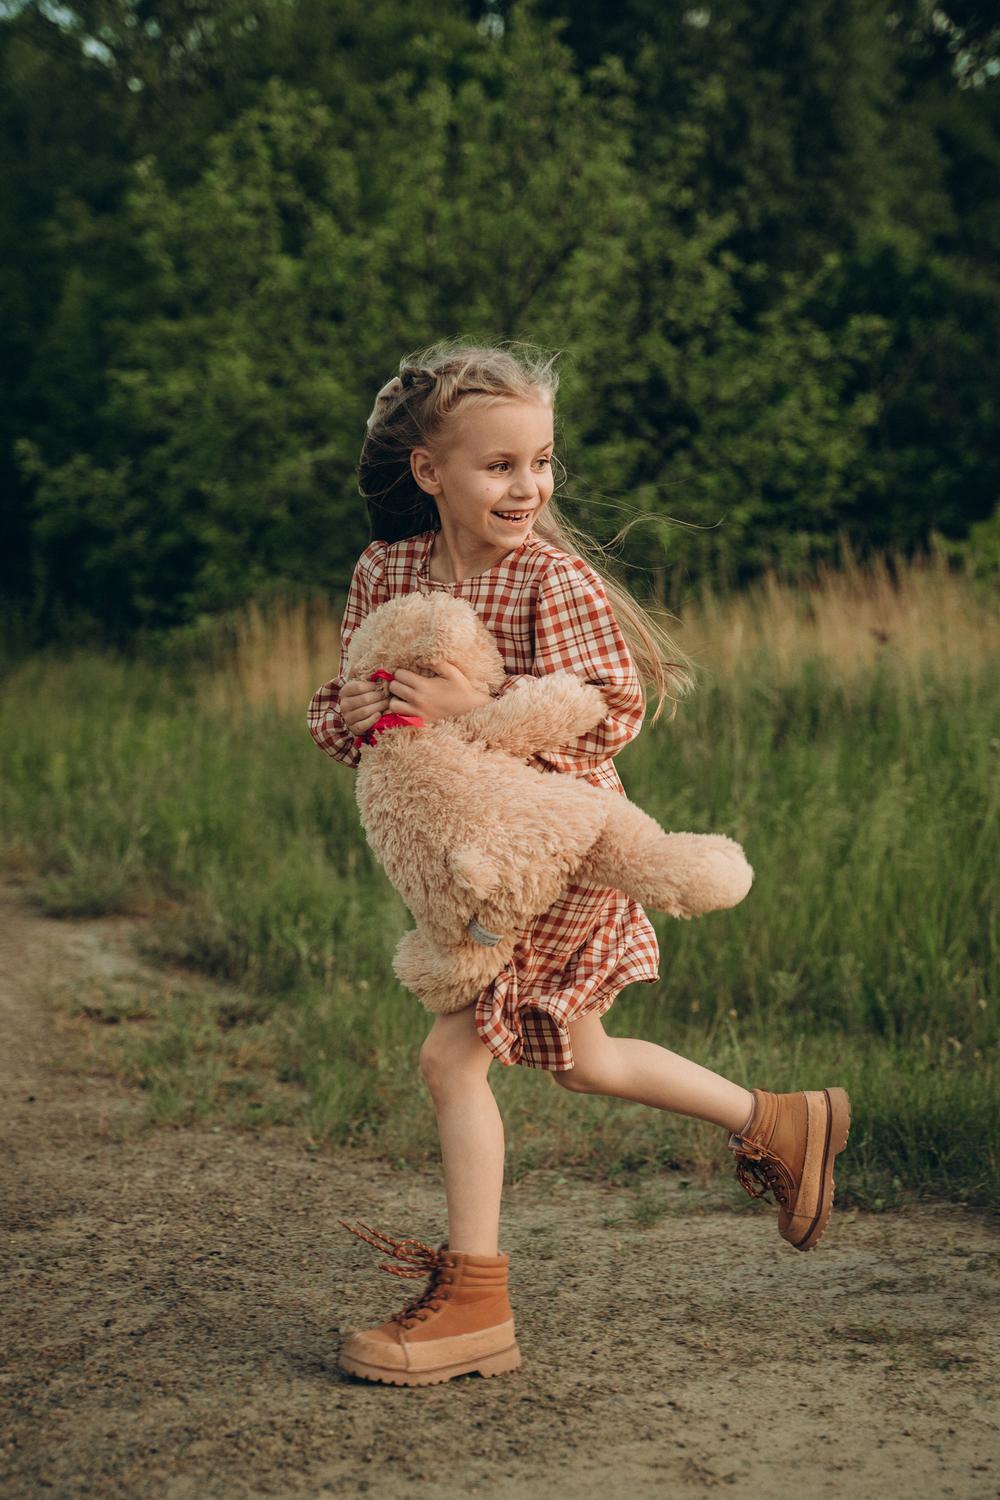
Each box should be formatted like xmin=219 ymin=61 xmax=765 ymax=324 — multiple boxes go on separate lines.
xmin=410 ymin=398 xmax=555 ymax=549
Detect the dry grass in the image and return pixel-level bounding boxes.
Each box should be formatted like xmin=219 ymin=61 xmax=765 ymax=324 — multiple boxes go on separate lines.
xmin=200 ymin=541 xmax=998 ymax=718
xmin=198 ymin=596 xmax=342 ymax=718
xmin=680 ymin=540 xmax=997 ymax=694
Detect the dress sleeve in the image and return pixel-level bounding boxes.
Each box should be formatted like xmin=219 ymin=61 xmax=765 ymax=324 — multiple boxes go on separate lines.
xmin=496 ymin=557 xmax=646 ymax=775
xmin=307 ymin=541 xmax=385 ymax=769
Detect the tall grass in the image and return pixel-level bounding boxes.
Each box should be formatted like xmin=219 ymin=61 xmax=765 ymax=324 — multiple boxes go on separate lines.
xmin=198 ymin=537 xmax=998 ymax=716
xmin=2 ymin=546 xmax=997 ymax=1208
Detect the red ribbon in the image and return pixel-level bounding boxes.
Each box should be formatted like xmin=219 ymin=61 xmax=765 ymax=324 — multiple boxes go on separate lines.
xmin=354 ymin=669 xmax=426 ymax=749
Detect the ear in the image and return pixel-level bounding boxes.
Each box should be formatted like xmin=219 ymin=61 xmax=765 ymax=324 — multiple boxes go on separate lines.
xmin=411 ymin=446 xmax=443 ymax=497
xmin=448 ymin=844 xmax=502 ymax=901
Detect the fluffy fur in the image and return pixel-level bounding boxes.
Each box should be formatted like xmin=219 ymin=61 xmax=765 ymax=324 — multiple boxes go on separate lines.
xmin=344 ymin=592 xmax=754 ymax=1014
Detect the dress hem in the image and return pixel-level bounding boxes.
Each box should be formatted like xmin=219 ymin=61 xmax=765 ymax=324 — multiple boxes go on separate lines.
xmin=477 ymin=964 xmax=660 ymax=1073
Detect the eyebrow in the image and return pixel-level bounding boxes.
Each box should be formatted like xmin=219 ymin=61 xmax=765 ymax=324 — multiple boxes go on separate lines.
xmin=480 ymin=444 xmax=554 ymax=458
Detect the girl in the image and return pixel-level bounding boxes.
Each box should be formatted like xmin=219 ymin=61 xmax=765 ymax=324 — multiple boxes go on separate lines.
xmin=307 ymin=341 xmax=850 ymax=1387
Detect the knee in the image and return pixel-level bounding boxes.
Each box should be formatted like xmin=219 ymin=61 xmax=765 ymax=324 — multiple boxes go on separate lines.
xmin=418 ymin=1035 xmax=446 ymax=1094
xmin=418 ymin=1032 xmax=473 ymax=1097
xmin=550 ymin=1065 xmax=596 ymax=1094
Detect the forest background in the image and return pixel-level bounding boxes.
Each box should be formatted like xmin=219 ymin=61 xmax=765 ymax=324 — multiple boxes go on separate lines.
xmin=1 ymin=0 xmax=998 ymax=1211
xmin=3 ymin=0 xmax=1000 ymax=641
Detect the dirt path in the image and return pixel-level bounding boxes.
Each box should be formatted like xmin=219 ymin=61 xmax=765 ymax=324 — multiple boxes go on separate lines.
xmin=2 ymin=884 xmax=999 ymax=1500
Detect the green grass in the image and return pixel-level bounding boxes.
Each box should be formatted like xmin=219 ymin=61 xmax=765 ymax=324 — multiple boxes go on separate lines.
xmin=2 ymin=601 xmax=998 ymax=1211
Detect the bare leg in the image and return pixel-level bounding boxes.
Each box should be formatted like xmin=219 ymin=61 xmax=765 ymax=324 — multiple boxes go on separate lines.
xmin=418 ymin=1005 xmax=504 ymax=1256
xmin=551 ymin=1010 xmax=754 ymax=1134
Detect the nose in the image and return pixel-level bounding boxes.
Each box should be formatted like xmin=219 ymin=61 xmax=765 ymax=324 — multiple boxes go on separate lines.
xmin=507 ymin=467 xmax=536 ymax=500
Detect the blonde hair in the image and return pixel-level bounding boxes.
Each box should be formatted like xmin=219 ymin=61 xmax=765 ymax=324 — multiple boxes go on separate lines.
xmin=358 ymin=338 xmax=694 ymax=723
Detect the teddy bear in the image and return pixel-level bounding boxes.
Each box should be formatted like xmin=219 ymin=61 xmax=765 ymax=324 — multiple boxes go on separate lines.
xmin=341 ymin=591 xmax=753 ymax=1015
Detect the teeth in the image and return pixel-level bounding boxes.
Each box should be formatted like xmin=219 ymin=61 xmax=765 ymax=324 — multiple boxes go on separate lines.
xmin=495 ymin=512 xmax=530 ymax=520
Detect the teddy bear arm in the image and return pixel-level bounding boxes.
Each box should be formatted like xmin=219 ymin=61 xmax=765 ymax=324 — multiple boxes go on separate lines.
xmin=451 ymin=673 xmax=609 ymax=757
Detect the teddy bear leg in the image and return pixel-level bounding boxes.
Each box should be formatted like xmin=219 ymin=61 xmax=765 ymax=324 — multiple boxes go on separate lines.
xmin=393 ymin=926 xmax=514 ymax=1015
xmin=578 ymin=800 xmax=754 ymax=918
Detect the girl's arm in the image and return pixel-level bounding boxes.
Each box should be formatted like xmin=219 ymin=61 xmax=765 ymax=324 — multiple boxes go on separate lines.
xmin=492 ymin=558 xmax=646 ymax=775
xmin=307 ymin=542 xmax=386 ymax=769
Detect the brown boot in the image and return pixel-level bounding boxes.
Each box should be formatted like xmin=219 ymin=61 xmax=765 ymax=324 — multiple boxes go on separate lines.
xmin=727 ymin=1087 xmax=851 ymax=1251
xmin=336 ymin=1221 xmax=522 ymax=1386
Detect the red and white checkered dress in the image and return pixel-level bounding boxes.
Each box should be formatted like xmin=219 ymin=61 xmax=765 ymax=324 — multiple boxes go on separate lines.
xmin=307 ymin=527 xmax=660 ymax=1071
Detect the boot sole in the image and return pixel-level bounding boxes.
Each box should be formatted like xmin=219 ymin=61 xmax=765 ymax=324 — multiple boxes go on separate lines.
xmin=338 ymin=1341 xmax=522 ymax=1386
xmin=787 ymin=1087 xmax=851 ymax=1252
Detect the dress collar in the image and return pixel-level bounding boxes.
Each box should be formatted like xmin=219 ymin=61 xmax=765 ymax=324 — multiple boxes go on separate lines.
xmin=417 ymin=528 xmax=535 ymax=587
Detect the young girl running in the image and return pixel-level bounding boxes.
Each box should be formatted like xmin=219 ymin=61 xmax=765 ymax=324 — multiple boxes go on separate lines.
xmin=307 ymin=341 xmax=850 ymax=1387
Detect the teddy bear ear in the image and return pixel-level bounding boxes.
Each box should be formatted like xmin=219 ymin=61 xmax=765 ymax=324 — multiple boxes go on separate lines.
xmin=448 ymin=844 xmax=502 ymax=900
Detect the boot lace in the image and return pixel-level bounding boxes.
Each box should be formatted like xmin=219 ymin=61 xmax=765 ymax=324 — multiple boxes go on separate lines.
xmin=340 ymin=1219 xmax=454 ymax=1328
xmin=729 ymin=1140 xmax=795 ymax=1210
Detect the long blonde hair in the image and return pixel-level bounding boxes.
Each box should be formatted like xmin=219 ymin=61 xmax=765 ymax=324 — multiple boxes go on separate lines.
xmin=358 ymin=338 xmax=694 ymax=723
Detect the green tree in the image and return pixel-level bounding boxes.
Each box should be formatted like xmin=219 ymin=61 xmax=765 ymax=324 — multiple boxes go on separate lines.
xmin=4 ymin=0 xmax=997 ymax=640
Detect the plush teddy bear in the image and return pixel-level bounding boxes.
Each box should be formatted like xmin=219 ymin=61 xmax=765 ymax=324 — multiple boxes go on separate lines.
xmin=342 ymin=591 xmax=753 ymax=1015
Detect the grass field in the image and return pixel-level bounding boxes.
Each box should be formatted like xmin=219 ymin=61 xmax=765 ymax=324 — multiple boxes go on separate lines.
xmin=2 ymin=546 xmax=997 ymax=1210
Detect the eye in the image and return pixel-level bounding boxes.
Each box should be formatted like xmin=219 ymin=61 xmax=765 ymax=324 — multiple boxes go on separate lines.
xmin=488 ymin=457 xmax=552 ymax=472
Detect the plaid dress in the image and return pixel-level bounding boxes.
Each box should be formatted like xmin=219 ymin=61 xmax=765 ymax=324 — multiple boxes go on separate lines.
xmin=307 ymin=527 xmax=660 ymax=1071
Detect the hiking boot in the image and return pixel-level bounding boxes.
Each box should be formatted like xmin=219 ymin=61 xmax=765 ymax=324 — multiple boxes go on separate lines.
xmin=336 ymin=1220 xmax=522 ymax=1386
xmin=727 ymin=1087 xmax=851 ymax=1251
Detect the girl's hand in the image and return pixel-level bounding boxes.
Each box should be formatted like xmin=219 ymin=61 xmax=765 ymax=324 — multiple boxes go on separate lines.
xmin=388 ymin=661 xmax=491 ymax=725
xmin=340 ymin=677 xmax=390 ymax=736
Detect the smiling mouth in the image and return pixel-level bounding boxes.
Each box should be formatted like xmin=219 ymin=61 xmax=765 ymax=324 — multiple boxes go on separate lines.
xmin=492 ymin=511 xmax=533 ymax=523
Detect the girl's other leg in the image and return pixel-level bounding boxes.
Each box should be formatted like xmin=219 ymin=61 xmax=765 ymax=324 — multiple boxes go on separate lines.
xmin=552 ymin=1011 xmax=850 ymax=1255
xmin=551 ymin=1010 xmax=754 ymax=1133
xmin=418 ymin=1005 xmax=504 ymax=1256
